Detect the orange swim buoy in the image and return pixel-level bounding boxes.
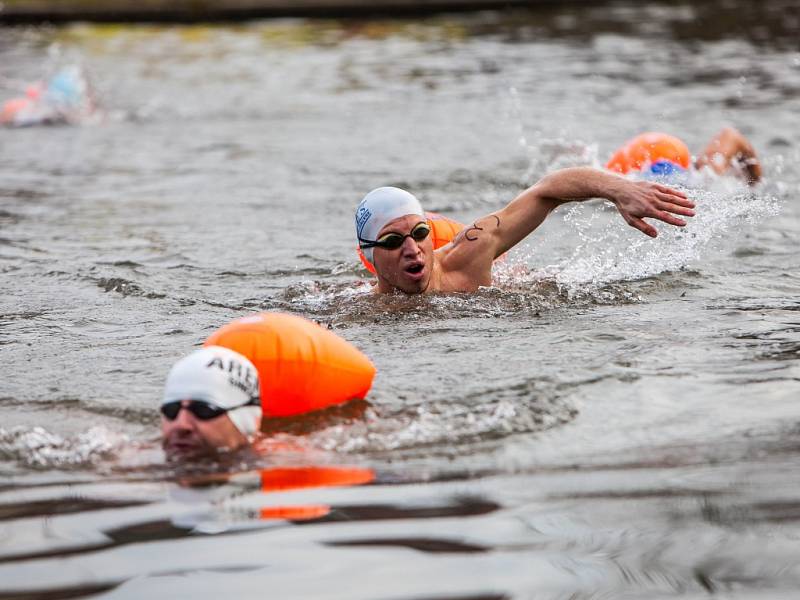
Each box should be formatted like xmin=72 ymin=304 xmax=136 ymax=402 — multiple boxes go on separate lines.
xmin=204 ymin=313 xmax=376 ymax=418
xmin=358 ymin=211 xmax=465 ymax=274
xmin=426 ymin=211 xmax=465 ymax=247
xmin=0 ymin=97 xmax=31 ymax=125
xmin=606 ymin=132 xmax=691 ymax=174
xmin=1 ymin=84 xmax=43 ymax=125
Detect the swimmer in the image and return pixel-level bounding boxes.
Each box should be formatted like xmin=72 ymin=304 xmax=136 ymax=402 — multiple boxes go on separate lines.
xmin=160 ymin=346 xmax=262 ymax=460
xmin=0 ymin=67 xmax=96 ymax=127
xmin=695 ymin=127 xmax=761 ymax=185
xmin=607 ymin=127 xmax=761 ymax=186
xmin=355 ymin=168 xmax=695 ymax=294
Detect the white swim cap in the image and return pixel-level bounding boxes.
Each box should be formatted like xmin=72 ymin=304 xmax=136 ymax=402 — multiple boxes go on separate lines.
xmin=162 ymin=346 xmax=262 ymax=441
xmin=355 ymin=186 xmax=425 ymax=263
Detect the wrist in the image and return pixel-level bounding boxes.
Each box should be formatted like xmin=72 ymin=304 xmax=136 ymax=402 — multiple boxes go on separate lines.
xmin=602 ymin=172 xmax=628 ymax=205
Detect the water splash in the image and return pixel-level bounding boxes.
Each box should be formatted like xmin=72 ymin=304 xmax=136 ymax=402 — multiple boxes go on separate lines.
xmin=546 ymin=178 xmax=780 ymax=288
xmin=506 ymin=85 xmax=601 ymax=183
xmin=0 ymin=425 xmax=127 ymax=468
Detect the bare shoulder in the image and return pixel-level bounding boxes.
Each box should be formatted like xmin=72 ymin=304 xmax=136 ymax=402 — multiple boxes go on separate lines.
xmin=441 ymin=214 xmax=500 ymax=263
xmin=433 ymin=214 xmax=499 ymax=291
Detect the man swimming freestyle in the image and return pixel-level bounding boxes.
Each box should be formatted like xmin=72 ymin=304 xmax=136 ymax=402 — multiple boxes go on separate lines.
xmin=355 ymin=167 xmax=695 ymax=295
xmin=160 ymin=346 xmax=262 ymax=460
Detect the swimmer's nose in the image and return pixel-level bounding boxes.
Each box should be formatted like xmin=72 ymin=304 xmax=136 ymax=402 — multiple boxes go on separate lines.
xmin=400 ymin=235 xmax=422 ymax=256
xmin=172 ymin=404 xmax=195 ymax=429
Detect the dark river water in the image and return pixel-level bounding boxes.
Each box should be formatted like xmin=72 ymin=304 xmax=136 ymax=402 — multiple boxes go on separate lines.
xmin=1 ymin=2 xmax=799 ymax=598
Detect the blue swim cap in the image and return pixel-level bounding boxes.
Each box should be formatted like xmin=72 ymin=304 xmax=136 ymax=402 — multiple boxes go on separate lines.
xmin=648 ymin=159 xmax=687 ymax=176
xmin=45 ymin=69 xmax=84 ymax=108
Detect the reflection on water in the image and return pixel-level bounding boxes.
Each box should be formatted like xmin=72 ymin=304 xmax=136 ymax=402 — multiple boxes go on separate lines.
xmin=2 ymin=447 xmax=799 ymax=598
xmin=1 ymin=1 xmax=800 ymax=598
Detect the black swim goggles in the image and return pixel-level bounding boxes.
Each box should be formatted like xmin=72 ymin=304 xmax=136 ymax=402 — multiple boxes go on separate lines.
xmin=358 ymin=222 xmax=431 ymax=251
xmin=160 ymin=398 xmax=260 ymax=421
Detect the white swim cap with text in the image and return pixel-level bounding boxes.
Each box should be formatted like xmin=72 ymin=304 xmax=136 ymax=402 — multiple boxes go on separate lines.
xmin=162 ymin=346 xmax=262 ymax=440
xmin=355 ymin=186 xmax=425 ymax=263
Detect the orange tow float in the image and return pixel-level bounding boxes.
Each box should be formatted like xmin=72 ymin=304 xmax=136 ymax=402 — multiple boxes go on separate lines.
xmin=606 ymin=132 xmax=691 ymax=174
xmin=205 ymin=312 xmax=376 ymax=418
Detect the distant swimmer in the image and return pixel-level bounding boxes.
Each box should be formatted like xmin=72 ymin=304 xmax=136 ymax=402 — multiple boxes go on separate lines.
xmin=160 ymin=346 xmax=262 ymax=460
xmin=606 ymin=127 xmax=761 ymax=186
xmin=0 ymin=67 xmax=96 ymax=127
xmin=355 ymin=167 xmax=695 ymax=295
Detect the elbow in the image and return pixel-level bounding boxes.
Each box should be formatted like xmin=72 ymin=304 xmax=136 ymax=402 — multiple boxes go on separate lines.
xmin=526 ymin=181 xmax=560 ymax=213
xmin=529 ymin=173 xmax=562 ymax=208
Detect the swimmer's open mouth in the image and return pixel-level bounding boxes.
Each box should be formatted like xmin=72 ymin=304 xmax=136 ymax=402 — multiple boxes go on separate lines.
xmin=406 ymin=264 xmax=423 ymax=274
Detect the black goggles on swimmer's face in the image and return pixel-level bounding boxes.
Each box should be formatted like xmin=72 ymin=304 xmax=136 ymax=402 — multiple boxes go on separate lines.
xmin=358 ymin=222 xmax=431 ymax=251
xmin=160 ymin=398 xmax=259 ymax=421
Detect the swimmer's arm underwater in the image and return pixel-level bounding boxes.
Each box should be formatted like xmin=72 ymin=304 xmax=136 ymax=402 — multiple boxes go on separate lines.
xmin=491 ymin=167 xmax=696 ymax=253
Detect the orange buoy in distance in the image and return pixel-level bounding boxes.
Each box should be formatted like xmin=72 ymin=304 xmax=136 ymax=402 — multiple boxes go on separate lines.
xmin=605 ymin=132 xmax=691 ymax=174
xmin=205 ymin=313 xmax=376 ymax=418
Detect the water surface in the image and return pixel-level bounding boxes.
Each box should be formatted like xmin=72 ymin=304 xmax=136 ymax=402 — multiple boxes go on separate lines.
xmin=1 ymin=3 xmax=799 ymax=598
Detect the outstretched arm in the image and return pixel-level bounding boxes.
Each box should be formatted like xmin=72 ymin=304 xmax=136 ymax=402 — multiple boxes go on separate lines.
xmin=437 ymin=167 xmax=695 ymax=287
xmin=490 ymin=167 xmax=695 ymax=255
xmin=695 ymin=127 xmax=761 ymax=185
xmin=437 ymin=167 xmax=694 ymax=290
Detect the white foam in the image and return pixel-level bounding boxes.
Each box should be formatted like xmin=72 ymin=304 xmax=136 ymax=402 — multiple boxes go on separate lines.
xmin=540 ymin=177 xmax=780 ymax=289
xmin=0 ymin=425 xmax=127 ymax=468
